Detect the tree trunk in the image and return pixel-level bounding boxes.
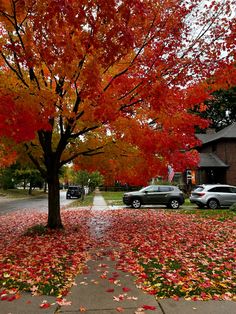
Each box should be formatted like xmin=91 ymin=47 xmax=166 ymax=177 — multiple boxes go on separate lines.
xmin=44 ymin=181 xmax=47 ymax=193
xmin=28 ymin=181 xmax=32 ymax=195
xmin=47 ymin=171 xmax=63 ymax=229
xmin=81 ymin=185 xmax=85 ymax=201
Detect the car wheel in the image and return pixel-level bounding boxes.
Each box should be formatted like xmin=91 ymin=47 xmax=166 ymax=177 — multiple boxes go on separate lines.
xmin=207 ymin=199 xmax=219 ymax=209
xmin=169 ymin=199 xmax=180 ymax=209
xmin=131 ymin=199 xmax=141 ymax=209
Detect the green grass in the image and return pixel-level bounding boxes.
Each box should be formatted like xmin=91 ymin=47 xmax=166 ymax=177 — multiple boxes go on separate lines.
xmin=178 ymin=208 xmax=236 ymax=220
xmin=0 ymin=188 xmax=46 ymax=198
xmin=100 ymin=191 xmax=124 ymax=205
xmin=67 ymin=193 xmax=94 ymax=207
xmin=183 ymin=198 xmax=192 ymax=206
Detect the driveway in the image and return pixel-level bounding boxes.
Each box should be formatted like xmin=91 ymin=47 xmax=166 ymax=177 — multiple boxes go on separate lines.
xmin=0 ymin=190 xmax=73 ymax=215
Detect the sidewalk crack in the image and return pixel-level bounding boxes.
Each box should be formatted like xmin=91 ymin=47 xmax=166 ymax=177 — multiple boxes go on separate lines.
xmin=157 ymin=300 xmax=166 ymax=314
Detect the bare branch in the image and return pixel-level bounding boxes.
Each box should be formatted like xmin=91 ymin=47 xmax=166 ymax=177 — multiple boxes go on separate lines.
xmin=70 ymin=124 xmax=99 ymax=138
xmin=120 ymin=99 xmax=143 ymax=111
xmin=0 ymin=51 xmax=29 ymax=87
xmin=60 ymin=146 xmax=104 ymax=167
xmin=24 ymin=143 xmax=47 ymax=177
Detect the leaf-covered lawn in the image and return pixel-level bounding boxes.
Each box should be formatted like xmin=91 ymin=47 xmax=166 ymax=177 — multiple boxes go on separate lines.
xmin=104 ymin=210 xmax=236 ymax=301
xmin=0 ymin=209 xmax=235 ymax=301
xmin=0 ymin=209 xmax=93 ymax=297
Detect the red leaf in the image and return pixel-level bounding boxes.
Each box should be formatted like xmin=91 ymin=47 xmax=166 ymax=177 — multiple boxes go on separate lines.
xmin=40 ymin=302 xmax=51 ymax=309
xmin=7 ymin=295 xmax=16 ymax=302
xmin=142 ymin=305 xmax=157 ymax=310
xmin=106 ymin=288 xmax=115 ymax=292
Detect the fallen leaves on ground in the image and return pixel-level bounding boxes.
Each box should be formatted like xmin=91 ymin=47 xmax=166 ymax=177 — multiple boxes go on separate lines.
xmin=40 ymin=300 xmax=51 ymax=308
xmin=0 ymin=208 xmax=235 ymax=301
xmin=103 ymin=210 xmax=236 ymax=301
xmin=0 ymin=209 xmax=92 ymax=297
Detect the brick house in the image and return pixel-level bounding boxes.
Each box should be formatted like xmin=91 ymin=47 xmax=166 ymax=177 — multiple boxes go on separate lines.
xmin=194 ymin=122 xmax=236 ymax=185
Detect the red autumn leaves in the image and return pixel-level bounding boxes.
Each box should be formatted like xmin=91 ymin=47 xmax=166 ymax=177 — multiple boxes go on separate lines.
xmin=0 ymin=208 xmax=235 ymax=301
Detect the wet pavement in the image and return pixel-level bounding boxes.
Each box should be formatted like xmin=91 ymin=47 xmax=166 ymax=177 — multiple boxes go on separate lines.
xmin=0 ymin=190 xmax=73 ymax=215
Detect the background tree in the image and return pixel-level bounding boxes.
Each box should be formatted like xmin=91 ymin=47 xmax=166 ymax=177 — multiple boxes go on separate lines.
xmin=196 ymin=86 xmax=236 ymax=131
xmin=0 ymin=164 xmax=18 ymax=189
xmin=0 ymin=0 xmax=235 ymax=228
xmin=14 ymin=168 xmax=44 ymax=194
xmin=75 ymin=169 xmax=104 ymax=192
xmin=88 ymin=171 xmax=104 ymax=192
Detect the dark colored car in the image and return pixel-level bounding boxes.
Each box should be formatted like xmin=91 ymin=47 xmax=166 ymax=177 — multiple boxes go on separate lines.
xmin=190 ymin=184 xmax=236 ymax=209
xmin=123 ymin=185 xmax=184 ymax=209
xmin=66 ymin=186 xmax=82 ymax=199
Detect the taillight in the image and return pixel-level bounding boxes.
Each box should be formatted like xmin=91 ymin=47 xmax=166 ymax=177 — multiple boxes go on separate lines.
xmin=197 ymin=192 xmax=205 ymax=196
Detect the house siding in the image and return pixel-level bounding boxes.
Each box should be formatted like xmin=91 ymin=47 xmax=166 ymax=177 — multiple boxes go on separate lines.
xmin=221 ymin=139 xmax=236 ymax=185
xmin=199 ymin=139 xmax=236 ymax=185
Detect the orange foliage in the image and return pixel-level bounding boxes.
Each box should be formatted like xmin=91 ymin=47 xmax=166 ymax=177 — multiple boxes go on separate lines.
xmin=0 ymin=0 xmax=235 ymax=184
xmin=0 ymin=143 xmax=17 ymax=168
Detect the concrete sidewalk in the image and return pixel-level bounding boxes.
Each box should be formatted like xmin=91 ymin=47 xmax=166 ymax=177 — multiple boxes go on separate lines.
xmin=91 ymin=193 xmax=110 ymax=210
xmin=0 ymin=193 xmax=235 ymax=313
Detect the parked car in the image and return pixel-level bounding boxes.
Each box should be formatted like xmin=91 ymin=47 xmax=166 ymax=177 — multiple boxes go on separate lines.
xmin=66 ymin=186 xmax=83 ymax=199
xmin=123 ymin=185 xmax=184 ymax=209
xmin=189 ymin=184 xmax=236 ymax=209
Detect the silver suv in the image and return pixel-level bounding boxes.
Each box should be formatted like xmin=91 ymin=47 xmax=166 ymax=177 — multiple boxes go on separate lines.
xmin=190 ymin=184 xmax=236 ymax=209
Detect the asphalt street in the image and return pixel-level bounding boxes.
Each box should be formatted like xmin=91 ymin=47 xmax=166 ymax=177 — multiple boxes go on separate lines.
xmin=0 ymin=190 xmax=73 ymax=215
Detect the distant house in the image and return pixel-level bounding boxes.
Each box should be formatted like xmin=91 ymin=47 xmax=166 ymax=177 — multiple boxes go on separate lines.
xmin=194 ymin=122 xmax=236 ymax=185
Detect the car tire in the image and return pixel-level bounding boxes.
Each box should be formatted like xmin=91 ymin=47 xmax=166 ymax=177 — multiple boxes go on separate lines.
xmin=131 ymin=199 xmax=141 ymax=209
xmin=168 ymin=199 xmax=180 ymax=209
xmin=207 ymin=198 xmax=219 ymax=209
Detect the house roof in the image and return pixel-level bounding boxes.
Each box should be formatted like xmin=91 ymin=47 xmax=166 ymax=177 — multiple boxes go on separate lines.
xmin=196 ymin=122 xmax=236 ymax=145
xmin=199 ymin=153 xmax=228 ymax=168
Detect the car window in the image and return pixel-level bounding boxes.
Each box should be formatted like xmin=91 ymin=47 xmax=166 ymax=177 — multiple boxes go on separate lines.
xmin=209 ymin=187 xmax=232 ymax=193
xmin=148 ymin=186 xmax=159 ymax=192
xmin=230 ymin=187 xmax=236 ymax=193
xmin=141 ymin=186 xmax=159 ymax=192
xmin=159 ymin=186 xmax=172 ymax=192
xmin=193 ymin=187 xmax=204 ymax=192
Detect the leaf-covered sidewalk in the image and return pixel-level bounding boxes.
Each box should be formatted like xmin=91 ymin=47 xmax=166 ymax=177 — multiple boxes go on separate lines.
xmin=0 ymin=209 xmax=235 ymax=302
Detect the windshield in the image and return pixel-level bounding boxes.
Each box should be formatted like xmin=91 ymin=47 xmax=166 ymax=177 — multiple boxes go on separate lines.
xmin=139 ymin=186 xmax=159 ymax=193
xmin=193 ymin=186 xmax=204 ymax=192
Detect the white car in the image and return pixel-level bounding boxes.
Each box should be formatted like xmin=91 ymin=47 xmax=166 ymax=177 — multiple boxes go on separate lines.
xmin=190 ymin=184 xmax=236 ymax=209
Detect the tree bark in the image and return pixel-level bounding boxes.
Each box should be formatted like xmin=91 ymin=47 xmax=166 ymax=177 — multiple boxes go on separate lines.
xmin=28 ymin=181 xmax=32 ymax=195
xmin=44 ymin=181 xmax=47 ymax=193
xmin=47 ymin=171 xmax=63 ymax=229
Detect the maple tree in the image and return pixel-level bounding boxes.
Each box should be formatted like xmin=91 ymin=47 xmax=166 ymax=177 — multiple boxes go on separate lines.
xmin=0 ymin=0 xmax=235 ymax=228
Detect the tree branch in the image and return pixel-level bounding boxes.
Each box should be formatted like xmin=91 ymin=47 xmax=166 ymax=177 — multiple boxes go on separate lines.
xmin=60 ymin=146 xmax=104 ymax=167
xmin=119 ymin=99 xmax=143 ymax=111
xmin=103 ymin=16 xmax=157 ymax=92
xmin=70 ymin=124 xmax=100 ymax=139
xmin=0 ymin=51 xmax=29 ymax=87
xmin=24 ymin=144 xmax=47 ymax=177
